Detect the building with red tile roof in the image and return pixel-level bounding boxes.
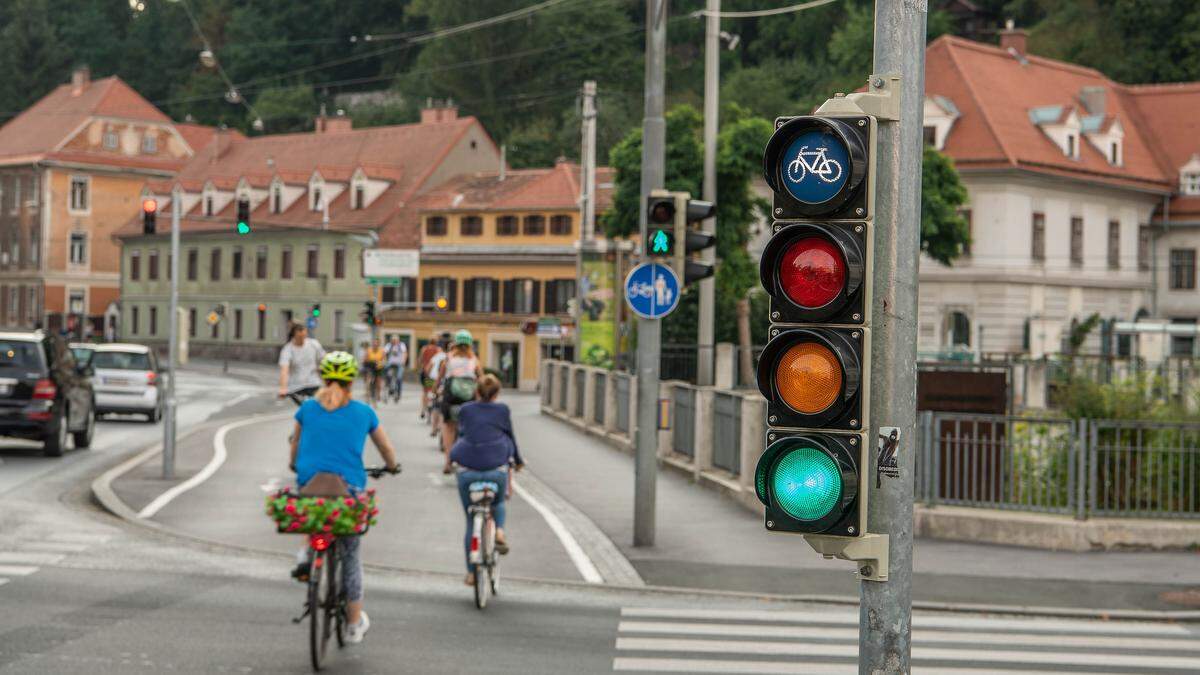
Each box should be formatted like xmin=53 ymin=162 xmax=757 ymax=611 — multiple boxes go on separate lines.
xmin=0 ymin=67 xmax=222 ymax=335
xmin=917 ymin=28 xmax=1200 ymax=385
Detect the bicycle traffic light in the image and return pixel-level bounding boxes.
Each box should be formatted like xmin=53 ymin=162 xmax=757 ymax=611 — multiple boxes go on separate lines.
xmin=236 ymin=199 xmax=251 ymax=235
xmin=142 ymin=198 xmax=157 ymax=235
xmin=645 ymin=190 xmax=717 ymax=285
xmin=756 ymin=107 xmax=886 ymax=579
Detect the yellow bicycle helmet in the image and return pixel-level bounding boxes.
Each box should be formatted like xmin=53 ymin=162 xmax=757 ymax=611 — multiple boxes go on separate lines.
xmin=319 ymin=351 xmax=359 ymax=382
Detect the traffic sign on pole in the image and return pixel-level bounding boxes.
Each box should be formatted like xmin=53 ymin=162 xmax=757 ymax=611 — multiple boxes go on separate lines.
xmin=624 ymin=262 xmax=680 ymax=320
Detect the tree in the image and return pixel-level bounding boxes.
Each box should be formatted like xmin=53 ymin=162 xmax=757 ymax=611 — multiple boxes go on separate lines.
xmin=0 ymin=0 xmax=70 ymax=114
xmin=921 ymin=145 xmax=971 ymax=265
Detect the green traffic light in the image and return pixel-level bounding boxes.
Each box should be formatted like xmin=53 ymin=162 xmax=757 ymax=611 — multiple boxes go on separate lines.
xmin=652 ymin=229 xmax=670 ymax=254
xmin=312 ymin=308 xmax=321 ymax=318
xmin=237 ymin=222 xmax=250 ymax=235
xmin=771 ymin=446 xmax=842 ymax=521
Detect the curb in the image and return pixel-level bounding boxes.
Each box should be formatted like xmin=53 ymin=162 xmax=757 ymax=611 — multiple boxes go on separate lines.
xmin=89 ymin=419 xmax=1200 ymax=623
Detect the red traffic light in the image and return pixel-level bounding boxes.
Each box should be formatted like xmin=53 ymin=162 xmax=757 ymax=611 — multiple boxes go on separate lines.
xmin=142 ymin=198 xmax=157 ymax=213
xmin=779 ymin=237 xmax=846 ymax=309
xmin=761 ymin=223 xmax=864 ymax=324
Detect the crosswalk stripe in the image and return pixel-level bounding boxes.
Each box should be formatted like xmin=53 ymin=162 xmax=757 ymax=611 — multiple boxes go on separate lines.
xmin=614 ymin=657 xmax=1110 ymax=675
xmin=617 ymin=621 xmax=1200 ymax=652
xmin=20 ymin=542 xmax=90 ymax=553
xmin=616 ymin=637 xmax=1200 ymax=670
xmin=0 ymin=553 xmax=65 ymax=565
xmin=45 ymin=533 xmax=112 ymax=544
xmin=619 ymin=607 xmax=1192 ymax=636
xmin=0 ymin=565 xmax=38 ymax=576
xmin=0 ymin=579 xmax=7 ymax=587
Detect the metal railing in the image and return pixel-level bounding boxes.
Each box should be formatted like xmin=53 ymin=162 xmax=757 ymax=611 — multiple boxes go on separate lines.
xmin=672 ymin=386 xmax=696 ymax=458
xmin=593 ymin=372 xmax=606 ymax=426
xmin=712 ymin=392 xmax=742 ymax=474
xmin=1090 ymin=419 xmax=1200 ymax=519
xmin=614 ymin=373 xmax=631 ymax=434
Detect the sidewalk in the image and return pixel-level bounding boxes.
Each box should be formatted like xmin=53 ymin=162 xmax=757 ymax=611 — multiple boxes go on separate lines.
xmin=513 ymin=393 xmax=1200 ymax=612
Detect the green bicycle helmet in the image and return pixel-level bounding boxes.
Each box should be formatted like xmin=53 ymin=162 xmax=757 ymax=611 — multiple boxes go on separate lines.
xmin=319 ymin=351 xmax=359 ymax=382
xmin=454 ymin=329 xmax=473 ymax=346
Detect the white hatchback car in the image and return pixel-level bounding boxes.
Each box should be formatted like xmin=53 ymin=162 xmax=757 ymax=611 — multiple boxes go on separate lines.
xmin=75 ymin=344 xmax=163 ymax=423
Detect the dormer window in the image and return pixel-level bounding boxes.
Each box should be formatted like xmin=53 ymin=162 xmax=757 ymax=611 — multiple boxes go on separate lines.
xmin=1184 ymin=172 xmax=1200 ymax=196
xmin=1066 ymin=134 xmax=1076 ymax=158
xmin=103 ymin=130 xmax=118 ymax=150
xmin=312 ymin=186 xmax=322 ymax=211
xmin=309 ymin=175 xmax=324 ymax=211
xmin=204 ymin=195 xmax=214 ymax=216
xmin=142 ymin=135 xmax=157 ymax=153
xmin=1110 ymin=142 xmax=1120 ymax=165
xmin=1030 ymin=105 xmax=1082 ymax=159
xmin=272 ymin=183 xmax=282 ymax=213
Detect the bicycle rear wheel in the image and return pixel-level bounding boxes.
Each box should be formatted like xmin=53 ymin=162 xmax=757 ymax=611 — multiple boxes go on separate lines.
xmin=327 ymin=548 xmax=344 ymax=649
xmin=308 ymin=550 xmax=330 ymax=671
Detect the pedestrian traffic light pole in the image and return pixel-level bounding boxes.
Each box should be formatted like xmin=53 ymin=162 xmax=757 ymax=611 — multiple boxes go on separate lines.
xmin=860 ymin=1 xmax=927 ymax=671
xmin=163 ymin=185 xmax=181 ymax=480
xmin=697 ymin=0 xmax=719 ymax=386
xmin=634 ymin=0 xmax=668 ymax=548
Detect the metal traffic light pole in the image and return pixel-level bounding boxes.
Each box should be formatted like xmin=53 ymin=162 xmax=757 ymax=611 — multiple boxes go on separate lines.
xmin=163 ymin=185 xmax=181 ymax=480
xmin=860 ymin=1 xmax=927 ymax=671
xmin=634 ymin=0 xmax=668 ymax=547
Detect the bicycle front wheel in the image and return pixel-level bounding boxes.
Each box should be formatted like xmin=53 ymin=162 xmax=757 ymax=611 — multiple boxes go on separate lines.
xmin=473 ymin=563 xmax=490 ymax=609
xmin=327 ymin=548 xmax=344 ymax=649
xmin=308 ymin=550 xmax=330 ymax=671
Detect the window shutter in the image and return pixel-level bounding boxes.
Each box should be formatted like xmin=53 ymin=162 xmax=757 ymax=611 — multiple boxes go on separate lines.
xmin=544 ymin=280 xmax=556 ymax=313
xmin=422 ymin=278 xmax=434 ymax=306
xmin=488 ymin=279 xmax=500 ymax=313
xmin=447 ymin=279 xmax=458 ymax=312
xmin=530 ymin=280 xmax=542 ymax=314
xmin=463 ymin=279 xmax=476 ymax=312
xmin=503 ymin=279 xmax=515 ymax=313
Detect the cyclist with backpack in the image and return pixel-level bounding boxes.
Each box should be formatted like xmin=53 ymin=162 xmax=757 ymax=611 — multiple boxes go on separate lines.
xmin=288 ymin=351 xmax=399 ymax=644
xmin=436 ymin=329 xmax=482 ymax=474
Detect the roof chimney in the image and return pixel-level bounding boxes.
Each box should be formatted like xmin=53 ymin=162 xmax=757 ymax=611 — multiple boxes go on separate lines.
xmin=316 ymin=109 xmax=353 ymax=134
xmin=420 ymin=99 xmax=459 ymax=124
xmin=1079 ymin=86 xmax=1106 ymax=116
xmin=71 ymin=66 xmax=90 ymax=97
xmin=999 ymin=19 xmax=1028 ymax=57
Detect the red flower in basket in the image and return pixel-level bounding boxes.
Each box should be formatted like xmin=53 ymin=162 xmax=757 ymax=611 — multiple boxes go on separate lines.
xmin=287 ymin=522 xmax=300 ymax=532
xmin=344 ymin=497 xmax=355 ymax=508
xmin=367 ymin=488 xmax=376 ymax=496
xmin=331 ymin=509 xmax=341 ymax=518
xmin=316 ymin=498 xmax=325 ymax=506
xmin=285 ymin=503 xmax=296 ymax=515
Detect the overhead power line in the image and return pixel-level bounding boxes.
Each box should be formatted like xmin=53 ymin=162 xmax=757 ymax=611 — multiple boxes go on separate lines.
xmin=694 ymin=0 xmax=840 ymax=19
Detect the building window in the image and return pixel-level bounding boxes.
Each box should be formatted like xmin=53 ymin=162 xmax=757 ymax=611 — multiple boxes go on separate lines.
xmin=11 ymin=177 xmax=19 ymax=215
xmin=306 ymin=245 xmax=319 ymax=278
xmin=231 ymin=246 xmax=243 ymax=279
xmin=507 ymin=278 xmax=537 ymax=314
xmin=149 ymin=306 xmax=157 ymax=336
xmin=68 ymin=290 xmax=84 ymax=314
xmin=187 ymin=248 xmax=198 ymax=281
xmin=923 ymin=125 xmax=937 ymax=145
xmin=103 ymin=130 xmax=118 ymax=149
xmin=354 ymin=185 xmax=365 ymax=210
xmin=130 ymin=250 xmax=140 ymax=281
xmin=497 ymin=215 xmax=518 ymax=236
xmin=311 ymin=185 xmax=322 ymax=211
xmin=1107 ymin=220 xmax=1120 ymax=269
xmin=234 ymin=308 xmax=243 ymax=339
xmin=1171 ymin=318 xmax=1196 ymax=357
xmin=142 ymin=135 xmax=157 ymax=153
xmin=148 ymin=249 xmax=159 ymax=280
xmin=947 ymin=311 xmax=970 ymax=348
xmin=29 ymin=227 xmax=38 ymax=265
xmin=461 ymin=216 xmax=483 ymax=236
xmin=27 ymin=287 xmax=36 ymax=324
xmin=1110 ymin=142 xmax=1119 ymax=165
xmin=131 ymin=306 xmax=139 ymax=335
xmin=333 ymin=245 xmax=346 ymax=279
xmin=204 ymin=195 xmax=214 ymax=216
xmin=272 ymin=185 xmax=282 ymax=213
xmin=1169 ymin=249 xmax=1196 ymax=290
xmin=69 ymin=176 xmax=89 ymax=212
xmin=545 ymin=279 xmax=576 ymax=314
xmin=1066 ymin=134 xmax=1076 ymax=158
xmin=257 ymin=306 xmax=267 ymax=340
xmin=1183 ymin=172 xmax=1200 ymax=196
xmin=1031 ymin=212 xmax=1045 ymax=262
xmin=465 ymin=278 xmax=496 ymax=313
xmin=550 ymin=215 xmax=572 ymax=235
xmin=1070 ymin=216 xmax=1083 ymax=266
xmin=210 ymin=247 xmax=222 ymax=281
xmin=382 ymin=279 xmax=416 ymax=305
xmin=523 ymin=215 xmax=546 ymax=235
xmin=69 ymin=232 xmax=87 ymax=264
xmin=7 ymin=287 xmax=16 ymax=324
xmin=1138 ymin=227 xmax=1151 ymax=271
xmin=256 ymin=246 xmax=268 ymax=279
xmin=425 ymin=277 xmax=455 ymax=312
xmin=426 ymin=216 xmax=447 ymax=236
xmin=281 ymin=246 xmax=293 ymax=279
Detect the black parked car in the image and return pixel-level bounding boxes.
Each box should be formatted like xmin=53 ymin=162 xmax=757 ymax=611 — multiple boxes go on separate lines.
xmin=0 ymin=330 xmax=95 ymax=456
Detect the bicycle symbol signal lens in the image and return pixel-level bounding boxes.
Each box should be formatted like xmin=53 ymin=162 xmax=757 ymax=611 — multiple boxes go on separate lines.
xmin=781 ymin=130 xmax=850 ymax=204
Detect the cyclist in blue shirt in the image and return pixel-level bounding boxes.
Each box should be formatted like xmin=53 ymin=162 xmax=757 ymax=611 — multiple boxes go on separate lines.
xmin=289 ymin=351 xmax=399 ymax=644
xmin=449 ymin=373 xmax=524 ymax=586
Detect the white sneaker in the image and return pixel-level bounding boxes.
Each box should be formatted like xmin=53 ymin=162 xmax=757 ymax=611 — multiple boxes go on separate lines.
xmin=345 ymin=611 xmax=370 ymax=644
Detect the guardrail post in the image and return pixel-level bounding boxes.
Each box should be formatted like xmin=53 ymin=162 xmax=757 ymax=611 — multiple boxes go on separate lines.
xmin=920 ymin=410 xmax=934 ymax=504
xmin=657 ymin=380 xmax=673 ymax=459
xmin=603 ymin=371 xmax=617 ymax=431
xmin=694 ymin=387 xmax=715 ymax=479
xmin=739 ymin=395 xmax=766 ymax=495
xmin=1087 ymin=418 xmax=1098 ymax=520
xmin=929 ymin=412 xmax=941 ymax=506
xmin=1074 ymin=418 xmax=1088 ymax=521
xmin=582 ymin=367 xmax=597 ymax=426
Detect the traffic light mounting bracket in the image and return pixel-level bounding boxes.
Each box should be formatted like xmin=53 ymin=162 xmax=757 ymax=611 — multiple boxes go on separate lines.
xmin=815 ymin=74 xmax=901 ymax=121
xmin=805 ymin=532 xmax=889 ymax=582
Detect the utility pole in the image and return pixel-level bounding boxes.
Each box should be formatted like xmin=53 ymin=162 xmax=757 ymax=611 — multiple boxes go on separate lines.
xmin=697 ymin=0 xmax=719 ymax=386
xmin=860 ymin=1 xmax=927 ymax=671
xmin=575 ymin=81 xmax=598 ymax=360
xmin=634 ymin=0 xmax=667 ymax=547
xmin=163 ymin=185 xmax=181 ymax=480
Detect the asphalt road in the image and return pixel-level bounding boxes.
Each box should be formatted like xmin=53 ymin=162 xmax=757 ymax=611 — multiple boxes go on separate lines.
xmin=1 ymin=373 xmax=1198 ymax=673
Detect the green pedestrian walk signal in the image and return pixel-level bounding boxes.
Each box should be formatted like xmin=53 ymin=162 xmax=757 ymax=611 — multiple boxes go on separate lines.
xmin=650 ymin=228 xmax=673 ymax=255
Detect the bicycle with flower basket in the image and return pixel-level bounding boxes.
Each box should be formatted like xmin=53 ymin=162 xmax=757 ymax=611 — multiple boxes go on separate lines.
xmin=265 ymin=465 xmax=399 ymax=671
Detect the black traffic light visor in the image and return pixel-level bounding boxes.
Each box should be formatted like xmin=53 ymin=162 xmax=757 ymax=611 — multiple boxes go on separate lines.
xmin=760 ymin=223 xmax=864 ymax=322
xmin=757 ymin=327 xmax=862 ymax=427
xmin=763 ymin=116 xmax=867 ymax=217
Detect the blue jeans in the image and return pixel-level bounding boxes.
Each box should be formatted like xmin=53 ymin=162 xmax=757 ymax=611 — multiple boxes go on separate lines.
xmin=456 ymin=469 xmax=508 ymax=572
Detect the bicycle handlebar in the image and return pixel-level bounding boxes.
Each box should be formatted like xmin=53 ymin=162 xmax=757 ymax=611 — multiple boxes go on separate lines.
xmin=366 ymin=465 xmax=402 ymax=479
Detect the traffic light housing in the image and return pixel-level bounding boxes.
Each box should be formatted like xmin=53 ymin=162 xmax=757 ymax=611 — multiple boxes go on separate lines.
xmin=236 ymin=199 xmax=251 ymax=235
xmin=142 ymin=199 xmax=157 ymax=235
xmin=756 ymin=106 xmax=886 ymax=580
xmin=646 ymin=193 xmax=676 ymax=258
xmin=645 ymin=190 xmax=717 ymax=285
xmin=361 ymin=301 xmax=375 ymax=324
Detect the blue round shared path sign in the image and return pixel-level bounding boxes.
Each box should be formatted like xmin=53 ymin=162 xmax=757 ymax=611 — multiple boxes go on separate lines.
xmin=625 ymin=262 xmax=681 ymax=320
xmin=779 ymin=128 xmax=850 ymax=205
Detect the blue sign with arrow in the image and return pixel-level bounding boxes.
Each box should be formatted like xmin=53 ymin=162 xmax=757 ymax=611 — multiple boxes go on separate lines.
xmin=625 ymin=262 xmax=681 ymax=320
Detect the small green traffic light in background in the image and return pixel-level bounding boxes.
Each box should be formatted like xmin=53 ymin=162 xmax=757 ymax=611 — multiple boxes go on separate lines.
xmin=236 ymin=199 xmax=251 ymax=235
xmin=311 ymin=304 xmax=321 ymax=318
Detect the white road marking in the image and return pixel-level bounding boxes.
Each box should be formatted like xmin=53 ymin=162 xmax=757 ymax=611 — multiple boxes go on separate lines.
xmin=45 ymin=533 xmax=112 ymax=544
xmin=0 ymin=565 xmax=39 ymax=576
xmin=614 ymin=658 xmax=1102 ymax=675
xmin=512 ymin=479 xmax=603 ymax=584
xmin=0 ymin=553 xmax=64 ymax=565
xmin=21 ymin=542 xmax=90 ymax=553
xmin=0 ymin=579 xmax=7 ymax=587
xmin=138 ymin=412 xmax=292 ymax=519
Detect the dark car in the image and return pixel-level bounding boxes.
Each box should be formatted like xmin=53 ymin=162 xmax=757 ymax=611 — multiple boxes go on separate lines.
xmin=0 ymin=330 xmax=95 ymax=456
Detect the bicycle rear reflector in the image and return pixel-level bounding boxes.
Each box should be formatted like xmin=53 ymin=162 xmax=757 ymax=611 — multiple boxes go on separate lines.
xmin=755 ymin=433 xmax=859 ymax=535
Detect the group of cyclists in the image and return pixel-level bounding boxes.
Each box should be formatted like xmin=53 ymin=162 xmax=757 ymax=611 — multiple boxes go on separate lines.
xmin=276 ymin=322 xmax=522 ymax=644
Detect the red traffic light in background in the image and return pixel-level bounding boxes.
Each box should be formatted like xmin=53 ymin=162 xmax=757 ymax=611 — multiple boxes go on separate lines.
xmin=142 ymin=198 xmax=158 ymax=235
xmin=142 ymin=199 xmax=157 ymax=213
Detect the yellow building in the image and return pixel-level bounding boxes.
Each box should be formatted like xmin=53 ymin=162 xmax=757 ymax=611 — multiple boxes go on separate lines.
xmin=382 ymin=160 xmax=612 ymax=390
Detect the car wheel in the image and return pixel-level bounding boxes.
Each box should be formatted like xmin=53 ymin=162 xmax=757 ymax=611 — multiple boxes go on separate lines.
xmin=73 ymin=404 xmax=95 ymax=449
xmin=43 ymin=406 xmax=67 ymax=457
xmin=149 ymin=403 xmax=162 ymax=423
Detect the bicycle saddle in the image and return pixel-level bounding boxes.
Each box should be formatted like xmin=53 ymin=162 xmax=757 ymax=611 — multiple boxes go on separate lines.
xmin=467 ymin=481 xmax=499 ymax=503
